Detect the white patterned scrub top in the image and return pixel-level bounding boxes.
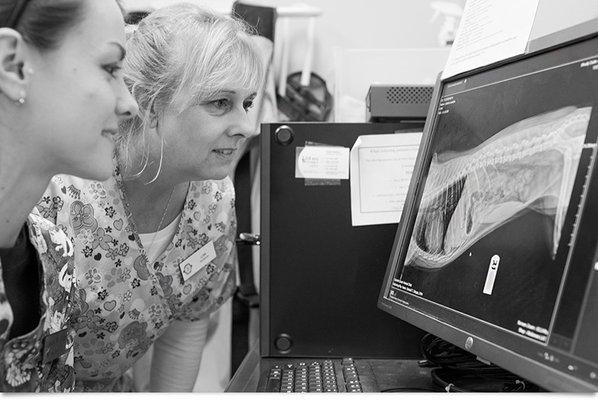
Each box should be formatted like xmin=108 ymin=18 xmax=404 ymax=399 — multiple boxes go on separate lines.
xmin=37 ymin=166 xmax=237 ymax=391
xmin=0 ymin=210 xmax=77 ymax=392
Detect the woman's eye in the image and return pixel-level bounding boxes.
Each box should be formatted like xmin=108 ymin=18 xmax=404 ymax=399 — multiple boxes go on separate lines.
xmin=243 ymin=100 xmax=254 ymax=111
xmin=214 ymin=99 xmax=230 ymax=108
xmin=206 ymin=98 xmax=232 ymax=114
xmin=103 ymin=64 xmax=122 ymax=78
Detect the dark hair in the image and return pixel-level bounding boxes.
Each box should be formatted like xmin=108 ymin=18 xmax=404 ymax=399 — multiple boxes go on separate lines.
xmin=0 ymin=0 xmax=84 ymax=50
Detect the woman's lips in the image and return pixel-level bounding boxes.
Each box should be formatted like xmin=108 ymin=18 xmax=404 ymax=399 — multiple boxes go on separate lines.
xmin=101 ymin=129 xmax=118 ymax=138
xmin=213 ymin=148 xmax=236 ymax=156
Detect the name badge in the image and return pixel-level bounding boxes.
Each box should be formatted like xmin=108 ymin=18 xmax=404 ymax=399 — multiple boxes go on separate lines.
xmin=43 ymin=328 xmax=69 ymax=363
xmin=179 ymin=241 xmax=217 ymax=281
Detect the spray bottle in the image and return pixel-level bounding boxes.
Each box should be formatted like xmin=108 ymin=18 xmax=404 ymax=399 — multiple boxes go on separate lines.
xmin=430 ymin=1 xmax=463 ymax=47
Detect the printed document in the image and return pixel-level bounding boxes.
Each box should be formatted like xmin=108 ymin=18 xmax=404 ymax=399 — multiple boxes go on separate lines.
xmin=350 ymin=132 xmax=422 ymax=226
xmin=442 ymin=0 xmax=539 ymax=79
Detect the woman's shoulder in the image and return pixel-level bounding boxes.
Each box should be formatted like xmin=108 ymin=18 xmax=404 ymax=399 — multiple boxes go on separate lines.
xmin=0 ymin=212 xmax=78 ymax=392
xmin=37 ymin=174 xmax=119 ymax=222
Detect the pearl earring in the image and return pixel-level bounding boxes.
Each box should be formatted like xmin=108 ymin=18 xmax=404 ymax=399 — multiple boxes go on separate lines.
xmin=17 ymin=90 xmax=26 ymax=105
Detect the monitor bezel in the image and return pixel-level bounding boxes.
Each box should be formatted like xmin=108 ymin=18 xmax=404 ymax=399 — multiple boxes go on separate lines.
xmin=377 ymin=30 xmax=598 ymax=392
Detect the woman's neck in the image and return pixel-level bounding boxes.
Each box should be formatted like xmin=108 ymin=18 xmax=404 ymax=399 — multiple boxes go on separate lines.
xmin=0 ymin=135 xmax=50 ymax=247
xmin=120 ymin=159 xmax=189 ymax=235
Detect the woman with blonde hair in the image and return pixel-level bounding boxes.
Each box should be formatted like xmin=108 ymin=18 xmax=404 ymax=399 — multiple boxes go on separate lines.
xmin=0 ymin=0 xmax=137 ymax=391
xmin=39 ymin=3 xmax=263 ymax=391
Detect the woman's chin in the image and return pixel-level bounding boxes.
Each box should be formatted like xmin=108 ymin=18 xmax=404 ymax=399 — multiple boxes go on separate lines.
xmin=203 ymin=173 xmax=229 ymax=181
xmin=196 ymin=166 xmax=233 ymax=181
xmin=72 ymin=158 xmax=115 ymax=182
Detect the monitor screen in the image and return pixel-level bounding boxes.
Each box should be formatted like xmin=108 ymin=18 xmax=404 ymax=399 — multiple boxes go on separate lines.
xmin=379 ymin=32 xmax=598 ymax=392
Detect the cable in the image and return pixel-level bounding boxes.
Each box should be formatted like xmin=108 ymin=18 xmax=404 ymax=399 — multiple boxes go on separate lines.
xmin=431 ymin=367 xmax=534 ymax=392
xmin=420 ymin=334 xmax=541 ymax=392
xmin=420 ymin=334 xmax=500 ymax=371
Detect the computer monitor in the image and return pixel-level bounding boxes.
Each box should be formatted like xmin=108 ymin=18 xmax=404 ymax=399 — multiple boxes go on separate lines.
xmin=378 ymin=30 xmax=598 ymax=392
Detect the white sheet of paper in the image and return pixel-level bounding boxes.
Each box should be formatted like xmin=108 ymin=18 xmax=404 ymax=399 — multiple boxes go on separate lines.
xmin=441 ymin=0 xmax=539 ymax=79
xmin=295 ymin=146 xmax=350 ymax=180
xmin=350 ymin=132 xmax=422 ymax=226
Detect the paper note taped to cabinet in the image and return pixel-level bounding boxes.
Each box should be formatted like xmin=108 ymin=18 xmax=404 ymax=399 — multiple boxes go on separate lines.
xmin=295 ymin=146 xmax=350 ymax=180
xmin=350 ymin=132 xmax=422 ymax=226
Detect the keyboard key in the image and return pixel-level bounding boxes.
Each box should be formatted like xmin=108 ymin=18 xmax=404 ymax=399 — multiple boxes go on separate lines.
xmin=266 ymin=376 xmax=281 ymax=392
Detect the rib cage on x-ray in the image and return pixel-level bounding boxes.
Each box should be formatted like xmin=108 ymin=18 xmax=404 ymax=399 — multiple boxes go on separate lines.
xmin=406 ymin=106 xmax=592 ymax=270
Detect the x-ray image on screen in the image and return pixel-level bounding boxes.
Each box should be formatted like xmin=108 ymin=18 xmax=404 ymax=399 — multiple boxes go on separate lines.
xmin=392 ymin=51 xmax=598 ymax=343
xmin=406 ymin=106 xmax=591 ymax=270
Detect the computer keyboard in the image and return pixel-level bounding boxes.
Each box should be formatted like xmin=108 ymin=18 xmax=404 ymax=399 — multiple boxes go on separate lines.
xmin=265 ymin=358 xmax=363 ymax=392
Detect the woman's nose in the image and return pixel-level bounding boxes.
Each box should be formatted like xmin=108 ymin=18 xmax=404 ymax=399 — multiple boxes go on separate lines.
xmin=230 ymin=107 xmax=257 ymax=138
xmin=116 ymin=83 xmax=139 ymax=120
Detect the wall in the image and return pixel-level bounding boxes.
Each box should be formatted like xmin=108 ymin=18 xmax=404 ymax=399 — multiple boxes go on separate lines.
xmin=240 ymin=0 xmax=464 ymax=85
xmin=123 ymin=0 xmax=465 ymax=85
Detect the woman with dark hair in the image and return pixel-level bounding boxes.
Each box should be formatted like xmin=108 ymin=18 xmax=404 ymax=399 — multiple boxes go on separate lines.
xmin=0 ymin=0 xmax=138 ymax=391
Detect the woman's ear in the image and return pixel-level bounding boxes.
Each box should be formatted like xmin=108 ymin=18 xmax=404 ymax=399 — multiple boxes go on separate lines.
xmin=0 ymin=28 xmax=32 ymax=102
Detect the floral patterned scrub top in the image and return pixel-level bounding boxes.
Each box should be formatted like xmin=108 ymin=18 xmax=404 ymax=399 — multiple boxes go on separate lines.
xmin=37 ymin=166 xmax=237 ymax=391
xmin=0 ymin=210 xmax=77 ymax=392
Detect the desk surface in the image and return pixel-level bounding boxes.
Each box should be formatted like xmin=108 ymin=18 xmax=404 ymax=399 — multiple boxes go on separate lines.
xmin=226 ymin=345 xmax=438 ymax=392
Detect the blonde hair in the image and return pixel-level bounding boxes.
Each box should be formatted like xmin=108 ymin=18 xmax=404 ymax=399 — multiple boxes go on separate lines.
xmin=118 ymin=2 xmax=263 ymax=176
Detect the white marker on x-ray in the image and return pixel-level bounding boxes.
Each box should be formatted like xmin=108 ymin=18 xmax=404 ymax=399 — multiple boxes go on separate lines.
xmin=483 ymin=255 xmax=500 ymax=295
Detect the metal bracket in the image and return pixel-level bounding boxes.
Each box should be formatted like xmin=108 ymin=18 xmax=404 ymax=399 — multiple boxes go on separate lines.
xmin=236 ymin=232 xmax=261 ymax=246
